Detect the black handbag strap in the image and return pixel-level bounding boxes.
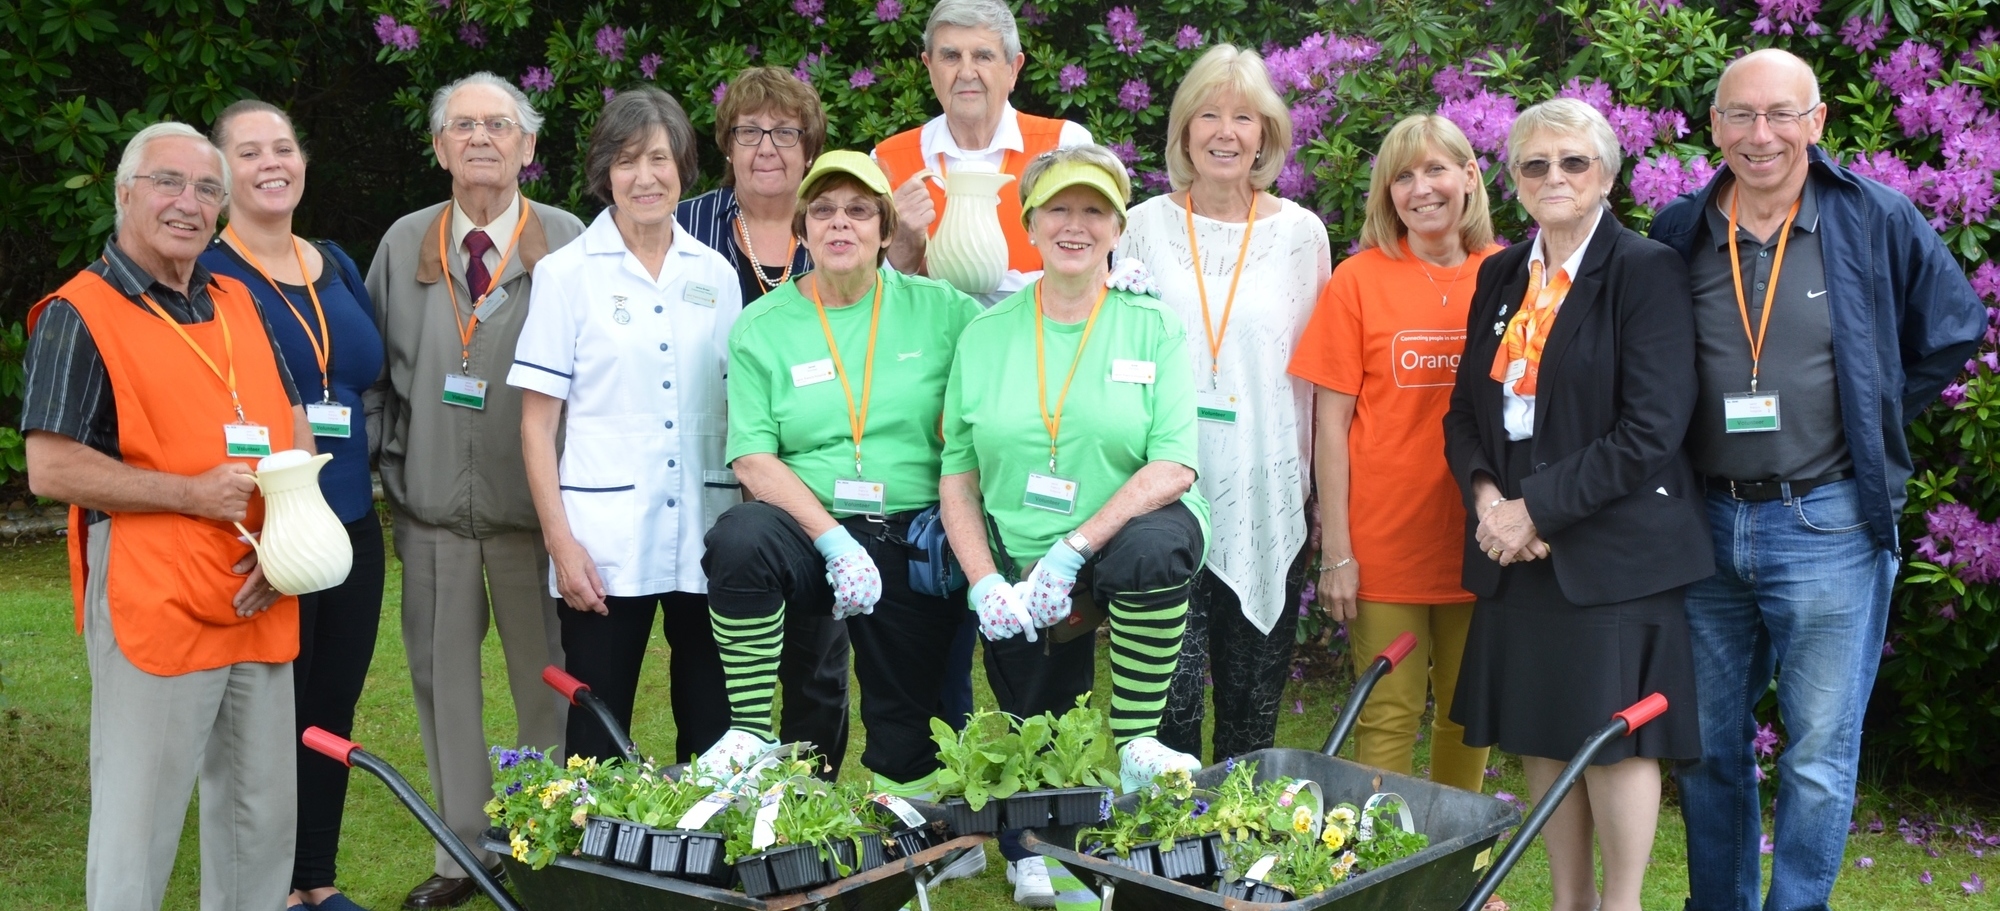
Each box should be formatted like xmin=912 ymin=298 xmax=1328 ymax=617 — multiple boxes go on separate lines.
xmin=982 ymin=512 xmax=1021 ymax=583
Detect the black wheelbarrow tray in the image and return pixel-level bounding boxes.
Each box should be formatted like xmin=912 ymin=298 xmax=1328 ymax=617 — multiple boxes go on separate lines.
xmin=1022 ymin=632 xmax=1673 ymax=911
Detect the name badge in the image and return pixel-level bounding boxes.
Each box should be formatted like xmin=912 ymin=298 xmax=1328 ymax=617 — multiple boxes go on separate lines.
xmin=1723 ymin=391 xmax=1780 ymax=433
xmin=306 ymin=402 xmax=353 ymax=438
xmin=472 ymin=286 xmax=509 ymax=321
xmin=832 ymin=478 xmax=887 ymax=515
xmin=1024 ymin=472 xmax=1079 ymax=515
xmin=684 ymin=282 xmax=719 ymax=308
xmin=791 ymin=358 xmax=837 ymax=387
xmin=1503 ymin=358 xmax=1527 ymax=384
xmin=1110 ymin=359 xmax=1156 ymax=385
xmin=1197 ymin=390 xmax=1240 ymax=424
xmin=224 ymin=422 xmax=272 ymax=458
xmin=442 ymin=373 xmax=488 ymax=410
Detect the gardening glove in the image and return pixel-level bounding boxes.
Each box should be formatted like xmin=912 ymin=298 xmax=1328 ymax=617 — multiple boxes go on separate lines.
xmin=816 ymin=526 xmax=882 ymax=620
xmin=970 ymin=573 xmax=1036 ymax=642
xmin=1016 ymin=539 xmax=1084 ymax=629
xmin=1106 ymin=256 xmax=1159 ymax=296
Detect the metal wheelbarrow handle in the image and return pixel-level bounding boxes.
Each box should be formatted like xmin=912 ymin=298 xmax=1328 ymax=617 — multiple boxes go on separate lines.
xmin=1455 ymin=693 xmax=1670 ymax=911
xmin=303 ymin=727 xmax=529 ymax=911
xmin=542 ymin=664 xmax=641 ymax=763
xmin=1320 ymin=631 xmax=1418 ymax=756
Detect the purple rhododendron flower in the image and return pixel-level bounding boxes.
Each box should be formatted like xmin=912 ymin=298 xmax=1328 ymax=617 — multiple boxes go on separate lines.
xmin=595 ymin=25 xmax=627 ymax=61
xmin=1177 ymin=25 xmax=1203 ymax=50
xmin=1265 ymin=32 xmax=1381 ymax=95
xmin=1972 ymin=262 xmax=2000 ymax=301
xmin=1437 ymin=91 xmax=1518 ymax=157
xmin=1276 ymin=160 xmax=1315 ymax=198
xmin=602 ymin=87 xmax=617 ymax=103
xmin=1873 ymin=41 xmax=1942 ymax=96
xmin=1108 ymin=141 xmax=1139 ymax=164
xmin=1654 ymin=110 xmax=1689 ymax=142
xmin=1915 ymin=502 xmax=2000 ymax=583
xmin=373 ymin=14 xmax=399 ymax=46
xmin=1557 ymin=77 xmax=1614 ymax=113
xmin=713 ymin=82 xmax=730 ymax=105
xmin=1840 ymin=15 xmax=1888 ymax=52
xmin=850 ymin=67 xmax=877 ymax=89
xmin=875 ymin=0 xmax=902 ymax=22
xmin=1118 ymin=79 xmax=1151 ymax=111
xmin=1607 ymin=105 xmax=1658 ymax=156
xmin=1107 ymin=7 xmax=1145 ymax=55
xmin=520 ymin=67 xmax=555 ymax=93
xmin=793 ymin=0 xmax=825 ymax=25
xmin=1290 ymin=101 xmax=1328 ymax=145
xmin=1965 ymin=873 xmax=1987 ymax=895
xmin=458 ymin=22 xmax=486 ymax=48
xmin=519 ymin=162 xmax=546 ymax=184
xmin=1753 ymin=723 xmax=1780 ymax=758
xmin=1059 ymin=64 xmax=1088 ymax=92
xmin=639 ymin=53 xmax=662 ymax=80
xmin=1432 ymin=64 xmax=1484 ymax=102
xmin=1760 ymin=833 xmax=1775 ymax=854
xmin=1752 ymin=0 xmax=1824 ymax=36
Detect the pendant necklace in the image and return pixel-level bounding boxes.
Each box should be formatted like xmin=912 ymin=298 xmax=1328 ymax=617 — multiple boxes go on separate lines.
xmin=1414 ymin=248 xmax=1469 ymax=306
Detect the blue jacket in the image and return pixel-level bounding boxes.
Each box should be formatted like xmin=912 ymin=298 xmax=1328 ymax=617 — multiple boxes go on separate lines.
xmin=1649 ymin=146 xmax=1984 ymax=550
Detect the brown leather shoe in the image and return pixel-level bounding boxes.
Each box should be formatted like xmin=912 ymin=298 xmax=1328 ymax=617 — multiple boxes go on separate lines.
xmin=400 ymin=873 xmax=479 ymax=910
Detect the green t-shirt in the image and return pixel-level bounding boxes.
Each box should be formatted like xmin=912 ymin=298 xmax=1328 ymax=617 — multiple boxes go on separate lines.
xmin=727 ymin=268 xmax=983 ymax=514
xmin=941 ymin=285 xmax=1209 ymax=568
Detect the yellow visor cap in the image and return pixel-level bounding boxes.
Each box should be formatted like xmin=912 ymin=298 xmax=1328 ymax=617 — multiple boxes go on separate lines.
xmin=799 ymin=150 xmax=892 ymax=199
xmin=1022 ymin=160 xmax=1128 ymax=215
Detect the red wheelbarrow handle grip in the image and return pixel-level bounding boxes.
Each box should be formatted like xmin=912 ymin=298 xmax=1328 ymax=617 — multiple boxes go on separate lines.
xmin=303 ymin=726 xmax=358 ymax=767
xmin=1379 ymin=631 xmax=1418 ymax=669
xmin=1614 ymin=693 xmax=1668 ymax=733
xmin=542 ymin=665 xmax=589 ymax=704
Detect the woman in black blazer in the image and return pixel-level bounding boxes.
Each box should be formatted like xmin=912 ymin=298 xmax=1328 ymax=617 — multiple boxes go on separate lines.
xmin=1442 ymin=98 xmax=1711 ymax=911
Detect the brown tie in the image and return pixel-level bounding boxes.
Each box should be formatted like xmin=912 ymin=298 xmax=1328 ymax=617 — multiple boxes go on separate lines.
xmin=464 ymin=228 xmax=494 ymax=298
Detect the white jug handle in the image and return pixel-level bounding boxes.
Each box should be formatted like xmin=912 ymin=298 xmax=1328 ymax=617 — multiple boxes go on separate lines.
xmin=232 ymin=521 xmax=262 ymax=553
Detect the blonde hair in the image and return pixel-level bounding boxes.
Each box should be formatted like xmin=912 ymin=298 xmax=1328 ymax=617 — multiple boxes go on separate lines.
xmin=1164 ymin=44 xmax=1292 ymax=192
xmin=1360 ymin=114 xmax=1494 ymax=258
xmin=1019 ymin=145 xmax=1133 ymax=231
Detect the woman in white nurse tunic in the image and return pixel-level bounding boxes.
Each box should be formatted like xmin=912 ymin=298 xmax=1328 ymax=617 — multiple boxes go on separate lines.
xmin=510 ymin=88 xmax=742 ymax=762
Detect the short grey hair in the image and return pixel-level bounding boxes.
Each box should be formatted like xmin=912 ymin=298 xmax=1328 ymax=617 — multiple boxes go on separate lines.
xmin=1506 ymin=97 xmax=1621 ymax=177
xmin=114 ymin=121 xmax=228 ymax=230
xmin=1020 ymin=144 xmax=1133 ymax=231
xmin=429 ymin=71 xmax=545 ymax=136
xmin=925 ymin=0 xmax=1021 ymax=60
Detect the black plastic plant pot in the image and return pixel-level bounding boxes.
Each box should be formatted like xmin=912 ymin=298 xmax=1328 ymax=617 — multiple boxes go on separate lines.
xmin=1048 ymin=786 xmax=1114 ymax=826
xmin=736 ymin=851 xmax=781 ymax=898
xmin=1155 ymin=837 xmax=1212 ymax=883
xmin=1004 ymin=791 xmax=1054 ymax=829
xmin=646 ymin=830 xmax=687 ymax=876
xmin=887 ymin=820 xmax=946 ymax=859
xmin=827 ymin=833 xmax=888 ymax=878
xmin=1201 ymin=833 xmax=1227 ymax=875
xmin=1218 ymin=878 xmax=1293 ymax=904
xmin=941 ymin=797 xmax=1002 ymax=837
xmin=765 ymin=843 xmax=833 ymax=893
xmin=859 ymin=833 xmax=887 ymax=873
xmin=670 ymin=830 xmax=731 ymax=885
xmin=610 ymin=820 xmax=653 ymax=868
xmin=1094 ymin=843 xmax=1161 ymax=876
xmin=578 ymin=815 xmax=619 ymax=862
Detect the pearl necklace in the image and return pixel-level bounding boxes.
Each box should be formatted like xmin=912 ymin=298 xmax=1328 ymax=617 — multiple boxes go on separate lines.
xmin=736 ymin=214 xmax=795 ymax=294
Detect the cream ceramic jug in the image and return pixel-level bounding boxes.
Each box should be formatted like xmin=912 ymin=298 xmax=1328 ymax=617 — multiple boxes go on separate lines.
xmin=926 ymin=165 xmax=1015 ymax=296
xmin=232 ymin=450 xmax=352 ymax=596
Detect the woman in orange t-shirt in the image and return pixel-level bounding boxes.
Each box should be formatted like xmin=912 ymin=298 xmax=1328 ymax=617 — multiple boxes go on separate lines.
xmin=1287 ymin=114 xmax=1500 ymax=798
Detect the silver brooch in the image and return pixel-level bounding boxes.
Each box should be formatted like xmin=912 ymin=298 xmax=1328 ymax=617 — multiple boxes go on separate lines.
xmin=1494 ymin=321 xmax=1506 ymax=336
xmin=611 ymin=295 xmax=631 ymax=325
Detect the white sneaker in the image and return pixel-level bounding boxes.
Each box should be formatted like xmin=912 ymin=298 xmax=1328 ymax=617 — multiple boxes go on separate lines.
xmin=932 ymin=845 xmax=987 ymax=883
xmin=690 ymin=728 xmax=775 ymax=785
xmin=1006 ymin=857 xmax=1055 ymax=908
xmin=1118 ymin=736 xmax=1202 ymax=793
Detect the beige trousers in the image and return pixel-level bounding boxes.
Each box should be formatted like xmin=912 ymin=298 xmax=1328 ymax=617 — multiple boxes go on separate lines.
xmin=1347 ymin=599 xmax=1490 ymax=793
xmin=391 ymin=511 xmax=566 ymax=878
xmin=83 ymin=520 xmax=297 ymax=911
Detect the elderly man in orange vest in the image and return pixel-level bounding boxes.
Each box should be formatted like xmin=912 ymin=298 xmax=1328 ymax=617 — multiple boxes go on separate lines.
xmin=23 ymin=121 xmax=314 ymax=911
xmin=875 ymin=0 xmax=1092 ymax=305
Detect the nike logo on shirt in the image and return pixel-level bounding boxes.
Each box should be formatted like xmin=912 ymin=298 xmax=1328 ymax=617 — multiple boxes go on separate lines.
xmin=1807 ymin=290 xmax=1829 ymax=298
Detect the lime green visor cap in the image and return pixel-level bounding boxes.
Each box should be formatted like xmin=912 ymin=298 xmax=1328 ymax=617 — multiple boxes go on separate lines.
xmin=1021 ymin=159 xmax=1129 ymax=216
xmin=799 ymin=150 xmax=892 ymax=199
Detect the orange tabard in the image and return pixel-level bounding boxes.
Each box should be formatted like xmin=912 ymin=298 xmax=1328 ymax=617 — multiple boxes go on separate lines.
xmin=874 ymin=112 xmax=1067 ymax=275
xmin=30 ymin=269 xmax=299 ymax=675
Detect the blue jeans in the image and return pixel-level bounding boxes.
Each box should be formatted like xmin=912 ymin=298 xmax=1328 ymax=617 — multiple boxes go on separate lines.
xmin=1677 ymin=479 xmax=1895 ymax=911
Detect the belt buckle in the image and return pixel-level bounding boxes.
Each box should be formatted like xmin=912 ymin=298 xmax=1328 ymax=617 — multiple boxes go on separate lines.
xmin=1726 ymin=479 xmax=1745 ymax=501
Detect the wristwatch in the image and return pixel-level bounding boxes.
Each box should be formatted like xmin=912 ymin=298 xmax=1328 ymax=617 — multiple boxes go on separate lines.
xmin=1062 ymin=530 xmax=1094 ymax=562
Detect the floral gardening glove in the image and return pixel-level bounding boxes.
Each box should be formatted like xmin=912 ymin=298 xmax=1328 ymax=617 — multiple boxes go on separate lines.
xmin=970 ymin=573 xmax=1036 ymax=642
xmin=1105 ymin=256 xmax=1159 ymax=296
xmin=1015 ymin=538 xmax=1084 ymax=629
xmin=815 ymin=526 xmax=882 ymax=619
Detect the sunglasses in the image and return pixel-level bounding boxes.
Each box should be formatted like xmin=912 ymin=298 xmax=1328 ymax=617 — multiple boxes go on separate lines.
xmin=1515 ymin=155 xmax=1599 ymax=179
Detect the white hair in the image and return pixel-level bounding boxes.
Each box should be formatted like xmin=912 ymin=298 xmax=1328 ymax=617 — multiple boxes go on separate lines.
xmin=429 ymin=71 xmax=545 ymax=136
xmin=114 ymin=121 xmax=228 ymax=231
xmin=925 ymin=0 xmax=1021 ymax=60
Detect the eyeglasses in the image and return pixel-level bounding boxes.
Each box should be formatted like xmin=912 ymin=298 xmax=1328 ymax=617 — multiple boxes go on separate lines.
xmin=807 ymin=201 xmax=880 ymax=221
xmin=1515 ymin=155 xmax=1599 ymax=179
xmin=441 ymin=117 xmax=522 ymax=138
xmin=133 ymin=172 xmax=227 ymax=206
xmin=1715 ymin=106 xmax=1819 ymax=128
xmin=730 ymin=126 xmax=804 ymax=148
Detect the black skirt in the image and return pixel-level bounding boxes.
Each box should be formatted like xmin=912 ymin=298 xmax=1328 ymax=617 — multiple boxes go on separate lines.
xmin=1447 ymin=435 xmax=1702 ymax=763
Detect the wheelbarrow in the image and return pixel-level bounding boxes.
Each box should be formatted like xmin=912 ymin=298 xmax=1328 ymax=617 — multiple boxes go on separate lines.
xmin=1022 ymin=631 xmax=1672 ymax=911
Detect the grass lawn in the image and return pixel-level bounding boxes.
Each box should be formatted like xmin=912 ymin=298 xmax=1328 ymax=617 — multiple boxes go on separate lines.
xmin=1 ymin=520 xmax=1994 ymax=909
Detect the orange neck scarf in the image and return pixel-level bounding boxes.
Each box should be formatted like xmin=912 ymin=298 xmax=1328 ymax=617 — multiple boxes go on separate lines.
xmin=1488 ymin=258 xmax=1573 ymax=397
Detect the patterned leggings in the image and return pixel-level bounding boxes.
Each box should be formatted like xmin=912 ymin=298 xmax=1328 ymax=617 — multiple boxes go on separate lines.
xmin=1157 ymin=544 xmax=1308 ymax=763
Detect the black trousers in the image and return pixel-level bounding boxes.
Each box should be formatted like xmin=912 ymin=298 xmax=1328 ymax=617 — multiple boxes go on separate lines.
xmin=778 ymin=610 xmax=851 ymax=778
xmin=1157 ymin=544 xmax=1308 ymax=763
xmin=292 ymin=510 xmax=386 ymax=891
xmin=559 ymin=591 xmax=730 ymax=763
xmin=705 ymin=501 xmax=960 ymax=784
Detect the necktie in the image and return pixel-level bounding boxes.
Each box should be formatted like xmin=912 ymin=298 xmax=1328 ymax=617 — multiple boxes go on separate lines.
xmin=464 ymin=228 xmax=495 ymax=299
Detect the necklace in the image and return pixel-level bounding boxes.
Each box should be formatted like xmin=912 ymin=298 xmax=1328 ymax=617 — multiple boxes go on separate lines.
xmin=1413 ymin=246 xmax=1470 ymax=306
xmin=736 ymin=214 xmax=796 ymax=294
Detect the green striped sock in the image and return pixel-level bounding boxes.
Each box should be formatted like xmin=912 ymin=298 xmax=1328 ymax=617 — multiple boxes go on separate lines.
xmin=1107 ymin=595 xmax=1188 ymax=745
xmin=710 ymin=604 xmax=785 ymax=740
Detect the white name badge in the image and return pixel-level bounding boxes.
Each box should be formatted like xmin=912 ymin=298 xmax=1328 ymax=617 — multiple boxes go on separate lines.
xmin=1110 ymin=359 xmax=1156 ymax=384
xmin=684 ymin=282 xmax=719 ymax=308
xmin=791 ymin=358 xmax=837 ymax=387
xmin=224 ymin=422 xmax=272 ymax=458
xmin=832 ymin=478 xmax=887 ymax=515
xmin=1723 ymin=391 xmax=1781 ymax=433
xmin=1503 ymin=358 xmax=1527 ymax=384
xmin=1197 ymin=390 xmax=1240 ymax=424
xmin=1024 ymin=472 xmax=1079 ymax=514
xmin=442 ymin=373 xmax=488 ymax=410
xmin=306 ymin=402 xmax=353 ymax=438
xmin=472 ymin=286 xmax=509 ymax=321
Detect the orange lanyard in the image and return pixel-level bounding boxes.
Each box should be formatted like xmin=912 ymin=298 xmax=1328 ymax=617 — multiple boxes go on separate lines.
xmin=436 ymin=204 xmax=530 ymax=371
xmin=227 ymin=226 xmax=333 ymax=402
xmin=809 ymin=272 xmax=884 ymax=477
xmin=137 ymin=288 xmax=246 ymax=423
xmin=1726 ymin=190 xmax=1800 ymax=393
xmin=1183 ymin=192 xmax=1257 ymax=387
xmin=1033 ymin=282 xmax=1107 ymax=473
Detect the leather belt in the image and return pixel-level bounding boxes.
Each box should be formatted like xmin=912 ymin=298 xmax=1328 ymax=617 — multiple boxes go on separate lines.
xmin=1703 ymin=470 xmax=1854 ymax=502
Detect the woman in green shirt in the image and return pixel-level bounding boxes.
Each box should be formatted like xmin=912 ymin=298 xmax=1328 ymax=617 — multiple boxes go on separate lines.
xmin=694 ymin=152 xmax=983 ymax=791
xmin=939 ymin=145 xmax=1211 ymax=803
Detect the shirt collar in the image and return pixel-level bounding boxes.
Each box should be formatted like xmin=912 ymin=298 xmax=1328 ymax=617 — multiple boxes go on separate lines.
xmin=450 ymin=191 xmax=523 ymax=254
xmin=1705 ymin=176 xmax=1820 ymax=249
xmin=580 ymin=206 xmax=704 ymax=261
xmin=1527 ymin=205 xmax=1605 ymax=280
xmin=98 ymin=236 xmax=216 ymax=300
xmin=920 ymin=103 xmax=1025 ymax=162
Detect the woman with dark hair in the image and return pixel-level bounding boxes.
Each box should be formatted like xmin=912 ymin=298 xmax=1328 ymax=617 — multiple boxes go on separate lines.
xmin=508 ymin=86 xmax=736 ymax=763
xmin=201 ymin=99 xmax=387 ymax=911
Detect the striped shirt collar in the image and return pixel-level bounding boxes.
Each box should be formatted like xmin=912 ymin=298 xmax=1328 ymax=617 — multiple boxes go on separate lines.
xmin=97 ymin=236 xmax=218 ymax=311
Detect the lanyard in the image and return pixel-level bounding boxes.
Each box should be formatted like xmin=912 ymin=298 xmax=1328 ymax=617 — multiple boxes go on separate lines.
xmin=137 ymin=288 xmax=247 ymax=423
xmin=436 ymin=205 xmax=530 ymax=371
xmin=809 ymin=271 xmax=884 ymax=477
xmin=227 ymin=226 xmax=333 ymax=402
xmin=1725 ymin=190 xmax=1801 ymax=393
xmin=1183 ymin=192 xmax=1258 ymax=387
xmin=1033 ymin=282 xmax=1107 ymax=472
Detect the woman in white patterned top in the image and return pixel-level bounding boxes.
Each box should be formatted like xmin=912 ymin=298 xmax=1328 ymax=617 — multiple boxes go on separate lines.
xmin=1115 ymin=43 xmax=1331 ymax=762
